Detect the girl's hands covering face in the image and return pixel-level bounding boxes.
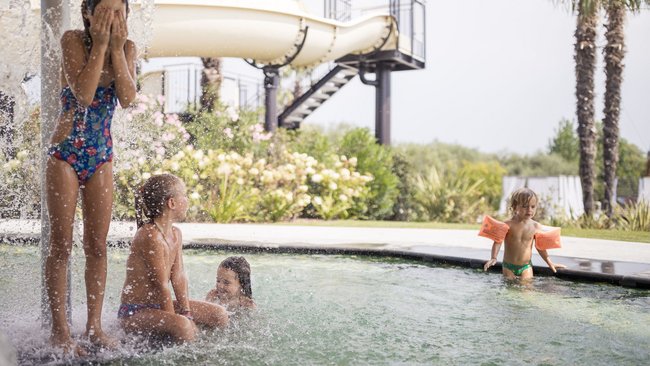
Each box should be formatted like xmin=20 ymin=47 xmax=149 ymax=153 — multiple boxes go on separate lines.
xmin=89 ymin=6 xmax=113 ymax=47
xmin=110 ymin=9 xmax=128 ymax=51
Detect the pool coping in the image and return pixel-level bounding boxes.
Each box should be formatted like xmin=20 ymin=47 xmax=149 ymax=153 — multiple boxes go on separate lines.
xmin=3 ymin=233 xmax=649 ymax=289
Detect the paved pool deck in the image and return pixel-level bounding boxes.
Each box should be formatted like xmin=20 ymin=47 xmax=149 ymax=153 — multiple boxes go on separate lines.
xmin=1 ymin=219 xmax=650 ymax=288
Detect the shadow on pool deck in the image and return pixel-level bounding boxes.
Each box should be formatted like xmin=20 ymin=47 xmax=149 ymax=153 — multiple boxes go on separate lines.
xmin=1 ymin=219 xmax=650 ymax=289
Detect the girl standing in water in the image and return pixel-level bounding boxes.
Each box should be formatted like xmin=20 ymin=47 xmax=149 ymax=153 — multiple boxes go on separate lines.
xmin=45 ymin=0 xmax=136 ymax=354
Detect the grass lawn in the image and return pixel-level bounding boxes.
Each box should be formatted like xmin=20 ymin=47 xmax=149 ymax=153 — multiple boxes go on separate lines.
xmin=277 ymin=219 xmax=650 ymax=243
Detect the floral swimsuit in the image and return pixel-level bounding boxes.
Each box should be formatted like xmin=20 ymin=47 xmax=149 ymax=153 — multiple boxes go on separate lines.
xmin=48 ymin=83 xmax=117 ymax=184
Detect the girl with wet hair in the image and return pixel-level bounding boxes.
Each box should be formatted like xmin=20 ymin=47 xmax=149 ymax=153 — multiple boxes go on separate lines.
xmin=206 ymin=256 xmax=257 ymax=310
xmin=119 ymin=174 xmax=229 ymax=343
xmin=44 ymin=0 xmax=136 ymax=355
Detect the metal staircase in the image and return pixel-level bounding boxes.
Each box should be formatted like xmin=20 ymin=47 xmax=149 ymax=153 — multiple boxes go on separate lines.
xmin=278 ymin=65 xmax=358 ymax=129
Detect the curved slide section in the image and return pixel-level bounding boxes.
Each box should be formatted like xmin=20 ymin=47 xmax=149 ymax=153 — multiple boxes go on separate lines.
xmin=143 ymin=0 xmax=400 ymax=66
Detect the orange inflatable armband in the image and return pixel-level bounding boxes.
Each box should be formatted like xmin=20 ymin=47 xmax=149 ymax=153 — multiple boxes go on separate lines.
xmin=534 ymin=226 xmax=562 ymax=250
xmin=478 ymin=215 xmax=509 ymax=243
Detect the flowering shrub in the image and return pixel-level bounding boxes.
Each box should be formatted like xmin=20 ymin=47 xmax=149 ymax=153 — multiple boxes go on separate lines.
xmin=111 ymin=99 xmax=374 ymax=222
xmin=112 ymin=93 xmax=190 ymax=219
xmin=184 ymin=105 xmax=271 ymax=156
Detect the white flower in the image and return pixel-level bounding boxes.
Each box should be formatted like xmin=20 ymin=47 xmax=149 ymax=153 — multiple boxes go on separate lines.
xmin=236 ymin=178 xmax=244 ymax=185
xmin=190 ymin=192 xmax=200 ymax=200
xmin=217 ymin=163 xmax=232 ymax=176
xmin=249 ymin=167 xmax=259 ymax=176
xmin=328 ymin=182 xmax=338 ymax=190
xmin=193 ymin=150 xmax=204 ymax=160
xmin=170 ymin=162 xmax=180 ymax=171
xmin=142 ymin=172 xmax=151 ymax=180
xmin=349 ymin=157 xmax=357 ymax=166
xmin=313 ymin=196 xmax=323 ymax=206
xmin=338 ymin=194 xmax=348 ymax=202
xmin=311 ymin=174 xmax=323 ymax=183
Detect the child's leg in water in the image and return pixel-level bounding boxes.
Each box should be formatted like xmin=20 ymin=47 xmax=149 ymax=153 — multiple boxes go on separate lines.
xmin=44 ymin=158 xmax=85 ymax=355
xmin=174 ymin=300 xmax=229 ymax=329
xmin=80 ymin=163 xmax=117 ymax=348
xmin=120 ymin=308 xmax=198 ymax=343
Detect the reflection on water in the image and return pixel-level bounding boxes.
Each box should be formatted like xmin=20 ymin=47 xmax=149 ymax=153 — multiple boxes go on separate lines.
xmin=1 ymin=244 xmax=649 ymax=365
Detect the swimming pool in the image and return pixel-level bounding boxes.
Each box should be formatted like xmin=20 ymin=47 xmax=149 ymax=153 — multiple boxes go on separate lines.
xmin=1 ymin=244 xmax=649 ymax=365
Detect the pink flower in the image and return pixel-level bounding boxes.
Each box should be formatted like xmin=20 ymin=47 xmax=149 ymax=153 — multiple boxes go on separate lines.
xmin=73 ymin=138 xmax=84 ymax=148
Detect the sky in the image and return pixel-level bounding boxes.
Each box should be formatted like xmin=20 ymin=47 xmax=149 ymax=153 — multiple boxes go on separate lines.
xmin=138 ymin=0 xmax=650 ymax=155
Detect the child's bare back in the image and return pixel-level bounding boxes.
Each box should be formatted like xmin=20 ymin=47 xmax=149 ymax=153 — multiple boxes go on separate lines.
xmin=121 ymin=224 xmax=179 ymax=306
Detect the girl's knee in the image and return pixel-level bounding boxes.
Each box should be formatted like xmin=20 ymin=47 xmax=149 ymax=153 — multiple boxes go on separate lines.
xmin=47 ymin=242 xmax=73 ymax=261
xmin=83 ymin=240 xmax=107 ymax=258
xmin=173 ymin=318 xmax=197 ymax=342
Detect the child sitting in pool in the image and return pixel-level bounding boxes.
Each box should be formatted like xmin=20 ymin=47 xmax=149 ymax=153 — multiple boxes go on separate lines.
xmin=119 ymin=174 xmax=229 ymax=343
xmin=483 ymin=188 xmax=565 ymax=279
xmin=206 ymin=256 xmax=256 ymax=310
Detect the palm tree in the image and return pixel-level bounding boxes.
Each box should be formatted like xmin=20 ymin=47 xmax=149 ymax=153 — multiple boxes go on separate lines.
xmin=574 ymin=0 xmax=599 ymax=216
xmin=200 ymin=57 xmax=223 ymax=113
xmin=601 ymin=0 xmax=643 ymax=217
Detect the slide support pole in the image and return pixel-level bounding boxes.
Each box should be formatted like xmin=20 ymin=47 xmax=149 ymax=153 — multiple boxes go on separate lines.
xmin=263 ymin=66 xmax=280 ymax=132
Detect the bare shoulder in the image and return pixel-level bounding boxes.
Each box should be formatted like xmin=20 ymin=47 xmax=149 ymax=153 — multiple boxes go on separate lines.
xmin=172 ymin=226 xmax=183 ymax=245
xmin=205 ymin=289 xmax=217 ymax=302
xmin=242 ymin=297 xmax=257 ymax=310
xmin=132 ymin=225 xmax=160 ymax=250
xmin=61 ymin=29 xmax=83 ymax=45
xmin=532 ymin=220 xmax=542 ymax=230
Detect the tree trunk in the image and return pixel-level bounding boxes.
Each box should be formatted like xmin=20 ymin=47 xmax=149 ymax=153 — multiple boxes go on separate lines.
xmin=602 ymin=0 xmax=626 ymax=217
xmin=574 ymin=1 xmax=599 ymax=216
xmin=200 ymin=57 xmax=223 ymax=113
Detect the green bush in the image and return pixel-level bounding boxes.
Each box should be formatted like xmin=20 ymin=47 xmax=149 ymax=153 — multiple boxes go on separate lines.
xmin=412 ymin=166 xmax=489 ymax=223
xmin=338 ymin=128 xmax=398 ymax=220
xmin=458 ymin=161 xmax=505 ymax=210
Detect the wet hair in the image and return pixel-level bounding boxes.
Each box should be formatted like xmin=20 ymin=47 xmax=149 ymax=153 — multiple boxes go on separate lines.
xmin=508 ymin=187 xmax=538 ymax=213
xmin=219 ymin=256 xmax=253 ymax=299
xmin=81 ymin=0 xmax=130 ymax=54
xmin=135 ymin=174 xmax=183 ymax=228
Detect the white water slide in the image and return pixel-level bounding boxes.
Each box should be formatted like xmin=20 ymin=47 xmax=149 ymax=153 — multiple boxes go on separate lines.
xmin=144 ymin=0 xmax=411 ymax=66
xmin=27 ymin=0 xmax=415 ymax=67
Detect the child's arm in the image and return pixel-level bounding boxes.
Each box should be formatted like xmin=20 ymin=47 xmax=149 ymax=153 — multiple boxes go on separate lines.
xmin=536 ymin=248 xmax=566 ymax=273
xmin=109 ymin=9 xmax=137 ymax=107
xmin=140 ymin=232 xmax=175 ymax=313
xmin=205 ymin=289 xmax=217 ymax=302
xmin=62 ymin=8 xmax=113 ymax=106
xmin=170 ymin=228 xmax=192 ymax=315
xmin=483 ymin=242 xmax=501 ymax=271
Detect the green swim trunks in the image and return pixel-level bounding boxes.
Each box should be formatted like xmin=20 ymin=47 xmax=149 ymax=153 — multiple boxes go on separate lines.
xmin=502 ymin=260 xmax=533 ymax=276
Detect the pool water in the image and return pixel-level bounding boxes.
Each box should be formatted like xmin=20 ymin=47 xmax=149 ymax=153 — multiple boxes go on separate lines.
xmin=1 ymin=244 xmax=649 ymax=365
